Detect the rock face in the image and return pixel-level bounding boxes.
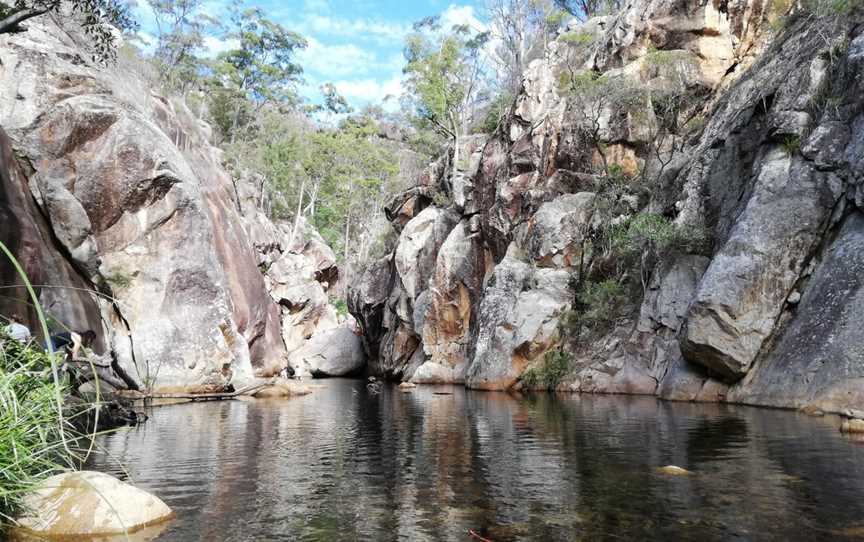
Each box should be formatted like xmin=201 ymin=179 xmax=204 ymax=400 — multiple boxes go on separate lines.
xmin=349 ymin=2 xmax=864 ymax=413
xmin=15 ymin=471 xmax=173 ymax=536
xmin=288 ymin=327 xmax=365 ymax=377
xmin=0 ymin=21 xmax=343 ymax=391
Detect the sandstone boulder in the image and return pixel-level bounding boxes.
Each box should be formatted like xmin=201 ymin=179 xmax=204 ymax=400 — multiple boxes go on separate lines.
xmin=15 ymin=471 xmax=173 ymax=537
xmin=394 ymin=206 xmax=458 ymax=301
xmin=287 ymin=327 xmax=366 ymax=378
xmin=681 ymin=152 xmax=842 ymax=381
xmin=421 ymin=220 xmax=490 ymax=373
xmin=466 ymin=249 xmax=571 ymax=391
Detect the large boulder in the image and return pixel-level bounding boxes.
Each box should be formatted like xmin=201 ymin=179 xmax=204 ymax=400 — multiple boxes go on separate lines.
xmin=525 ymin=192 xmax=596 ymax=269
xmin=287 ymin=327 xmax=366 ymax=377
xmin=680 ymin=151 xmax=842 ymax=381
xmin=0 ymin=21 xmax=292 ymax=391
xmin=394 ymin=206 xmax=458 ymax=301
xmin=421 ymin=220 xmax=490 ymax=376
xmin=348 ymin=256 xmax=394 ymax=360
xmin=14 ymin=471 xmax=173 ymax=537
xmin=267 ymin=243 xmax=339 ymax=354
xmin=729 ymin=212 xmax=864 ymax=412
xmin=466 ymin=248 xmax=572 ymax=390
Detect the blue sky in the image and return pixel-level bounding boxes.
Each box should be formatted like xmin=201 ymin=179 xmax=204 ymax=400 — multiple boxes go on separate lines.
xmin=131 ymin=0 xmax=487 ymax=110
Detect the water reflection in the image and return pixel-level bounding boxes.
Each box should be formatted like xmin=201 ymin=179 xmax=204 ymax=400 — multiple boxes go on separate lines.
xmin=85 ymin=380 xmax=864 ymax=541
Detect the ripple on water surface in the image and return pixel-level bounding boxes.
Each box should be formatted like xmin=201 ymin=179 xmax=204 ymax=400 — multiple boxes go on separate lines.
xmin=85 ymin=379 xmax=864 ymax=542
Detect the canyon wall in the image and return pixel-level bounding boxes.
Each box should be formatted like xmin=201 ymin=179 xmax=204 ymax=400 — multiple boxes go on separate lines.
xmin=0 ymin=17 xmax=351 ymax=392
xmin=349 ymin=1 xmax=864 ymax=414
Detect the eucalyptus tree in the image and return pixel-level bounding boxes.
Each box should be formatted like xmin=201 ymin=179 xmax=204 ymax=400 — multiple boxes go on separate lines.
xmin=402 ymin=16 xmax=490 ymax=184
xmin=211 ymin=5 xmax=307 ymax=142
xmin=0 ymin=0 xmax=136 ymax=60
xmin=148 ymin=0 xmax=216 ymax=93
xmin=484 ymin=0 xmax=566 ymax=91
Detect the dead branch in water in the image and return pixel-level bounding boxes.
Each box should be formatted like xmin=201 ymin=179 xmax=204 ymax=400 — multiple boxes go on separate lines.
xmin=143 ymin=381 xmax=275 ymax=401
xmin=468 ymin=529 xmax=494 ymax=542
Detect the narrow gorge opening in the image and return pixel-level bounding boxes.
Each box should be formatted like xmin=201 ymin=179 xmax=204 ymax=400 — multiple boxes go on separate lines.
xmin=2 ymin=0 xmax=864 ymax=540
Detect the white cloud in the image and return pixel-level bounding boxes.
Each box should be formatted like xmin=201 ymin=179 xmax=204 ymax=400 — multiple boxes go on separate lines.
xmin=333 ymin=75 xmax=404 ymax=103
xmin=298 ymin=37 xmax=378 ymax=78
xmin=201 ymin=36 xmax=240 ymax=57
xmin=287 ymin=13 xmax=411 ymax=43
xmin=440 ymin=4 xmax=487 ymax=32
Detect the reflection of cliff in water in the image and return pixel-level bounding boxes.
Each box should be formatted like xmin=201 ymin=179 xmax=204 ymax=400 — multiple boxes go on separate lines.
xmin=89 ymin=381 xmax=864 ymax=541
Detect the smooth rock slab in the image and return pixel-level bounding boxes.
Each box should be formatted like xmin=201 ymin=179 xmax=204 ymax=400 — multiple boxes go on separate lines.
xmin=15 ymin=471 xmax=173 ymax=537
xmin=287 ymin=327 xmax=366 ymax=378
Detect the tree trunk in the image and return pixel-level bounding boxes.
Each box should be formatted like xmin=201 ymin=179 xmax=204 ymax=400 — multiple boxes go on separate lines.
xmin=229 ymin=101 xmax=243 ymax=144
xmin=343 ymin=211 xmax=352 ymax=260
xmin=258 ymin=175 xmax=267 ymax=210
xmin=0 ymin=7 xmax=50 ymax=35
xmin=307 ymin=180 xmax=320 ymax=218
xmin=290 ymin=177 xmax=307 ymax=245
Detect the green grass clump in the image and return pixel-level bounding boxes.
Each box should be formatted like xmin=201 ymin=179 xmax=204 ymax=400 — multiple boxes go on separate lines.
xmin=781 ymin=135 xmax=801 ymax=155
xmin=521 ymin=349 xmax=572 ymax=391
xmin=0 ymin=335 xmax=75 ymax=527
xmin=332 ymin=299 xmax=349 ymax=317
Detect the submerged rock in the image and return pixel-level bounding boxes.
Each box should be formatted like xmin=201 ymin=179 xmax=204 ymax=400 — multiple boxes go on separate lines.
xmin=657 ymin=466 xmax=693 ymax=476
xmin=252 ymin=379 xmax=312 ymax=398
xmin=841 ymin=419 xmax=864 ymax=434
xmin=14 ymin=471 xmax=173 ymax=537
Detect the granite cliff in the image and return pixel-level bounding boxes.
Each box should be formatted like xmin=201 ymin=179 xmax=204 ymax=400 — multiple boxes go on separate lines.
xmin=349 ymin=0 xmax=864 ymax=414
xmin=0 ymin=16 xmax=358 ymax=392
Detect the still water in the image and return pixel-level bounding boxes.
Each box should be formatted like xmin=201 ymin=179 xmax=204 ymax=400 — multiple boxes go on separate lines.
xmin=86 ymin=379 xmax=864 ymax=541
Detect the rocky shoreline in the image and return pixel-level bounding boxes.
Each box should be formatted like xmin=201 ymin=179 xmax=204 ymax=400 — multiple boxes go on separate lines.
xmin=348 ymin=2 xmax=864 ymax=415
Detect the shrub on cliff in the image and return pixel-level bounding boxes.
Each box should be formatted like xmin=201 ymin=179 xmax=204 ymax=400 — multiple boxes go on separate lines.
xmin=521 ymin=349 xmax=572 ymax=390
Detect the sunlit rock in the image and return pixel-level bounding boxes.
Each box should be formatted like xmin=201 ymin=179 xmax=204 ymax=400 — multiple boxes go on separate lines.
xmin=15 ymin=471 xmax=173 ymax=537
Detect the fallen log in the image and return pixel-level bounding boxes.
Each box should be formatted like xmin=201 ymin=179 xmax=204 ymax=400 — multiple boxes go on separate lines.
xmin=144 ymin=381 xmax=275 ymax=401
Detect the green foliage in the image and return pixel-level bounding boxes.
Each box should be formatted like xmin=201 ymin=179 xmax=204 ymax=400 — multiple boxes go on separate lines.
xmin=770 ymin=0 xmax=862 ymax=28
xmin=320 ymin=83 xmax=353 ymax=115
xmin=559 ymin=31 xmax=595 ymax=46
xmin=611 ymin=213 xmax=678 ymax=253
xmin=0 ymin=334 xmax=72 ymax=526
xmin=801 ymin=0 xmax=863 ymax=16
xmin=402 ymin=17 xmax=490 ymax=141
xmin=431 ymin=189 xmax=451 ymax=208
xmin=476 ymin=90 xmax=513 ymax=134
xmin=808 ymin=39 xmax=852 ymax=120
xmin=208 ymin=5 xmax=307 ymax=141
xmin=554 ymin=0 xmax=624 ymax=20
xmin=226 ymin=109 xmax=404 ymax=263
xmin=574 ymin=279 xmax=628 ymax=332
xmin=104 ymin=268 xmax=134 ymax=289
xmin=149 ymin=0 xmax=212 ymax=92
xmin=545 ymin=9 xmax=570 ymax=28
xmin=609 ymin=213 xmax=710 ymax=263
xmin=0 ymin=0 xmax=137 ymax=61
xmin=520 ymin=349 xmax=572 ymax=390
xmin=781 ymin=135 xmax=801 ymax=155
xmin=332 ymin=299 xmax=349 ymax=317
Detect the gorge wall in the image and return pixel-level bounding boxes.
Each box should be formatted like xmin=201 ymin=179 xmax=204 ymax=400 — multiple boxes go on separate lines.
xmin=349 ymin=0 xmax=864 ymax=414
xmin=0 ymin=16 xmax=356 ymax=392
